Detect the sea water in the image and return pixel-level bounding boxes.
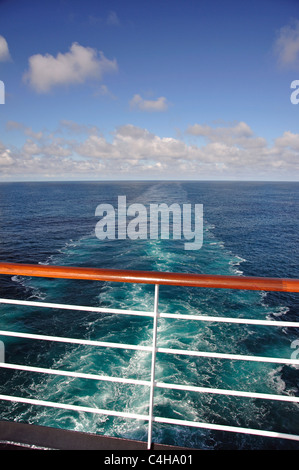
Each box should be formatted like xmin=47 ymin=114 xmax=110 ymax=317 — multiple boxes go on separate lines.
xmin=0 ymin=180 xmax=298 ymax=449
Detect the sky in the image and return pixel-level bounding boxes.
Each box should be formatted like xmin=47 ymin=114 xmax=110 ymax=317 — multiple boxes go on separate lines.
xmin=1 ymin=0 xmax=299 ymax=181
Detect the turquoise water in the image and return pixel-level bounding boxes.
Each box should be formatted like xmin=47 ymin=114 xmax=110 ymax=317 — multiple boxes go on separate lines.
xmin=0 ymin=181 xmax=298 ymax=449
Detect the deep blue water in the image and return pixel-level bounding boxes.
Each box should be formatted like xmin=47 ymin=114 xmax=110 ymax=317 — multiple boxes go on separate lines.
xmin=0 ymin=180 xmax=298 ymax=449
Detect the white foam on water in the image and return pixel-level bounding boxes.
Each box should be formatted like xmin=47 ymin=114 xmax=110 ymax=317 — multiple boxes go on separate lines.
xmin=2 ymin=182 xmax=298 ymax=449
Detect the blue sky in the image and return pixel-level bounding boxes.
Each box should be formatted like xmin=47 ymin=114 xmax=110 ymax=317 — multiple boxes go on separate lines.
xmin=0 ymin=0 xmax=299 ymax=181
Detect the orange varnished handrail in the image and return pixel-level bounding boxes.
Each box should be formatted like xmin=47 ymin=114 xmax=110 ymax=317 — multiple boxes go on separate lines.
xmin=0 ymin=262 xmax=299 ymax=292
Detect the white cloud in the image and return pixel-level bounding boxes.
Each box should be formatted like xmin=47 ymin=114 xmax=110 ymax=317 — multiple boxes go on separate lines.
xmin=187 ymin=121 xmax=253 ymax=139
xmin=0 ymin=35 xmax=11 ymax=62
xmin=0 ymin=143 xmax=13 ymax=166
xmin=75 ymin=134 xmax=118 ymax=159
xmin=23 ymin=138 xmax=72 ymax=159
xmin=186 ymin=121 xmax=266 ymax=149
xmin=275 ymin=19 xmax=299 ymax=68
xmin=6 ymin=121 xmax=44 ymax=140
xmin=23 ymin=42 xmax=118 ymax=93
xmin=130 ymin=94 xmax=169 ymax=112
xmin=275 ymin=130 xmax=299 ymax=150
xmin=2 ymin=121 xmax=299 ymax=181
xmin=58 ymin=120 xmax=96 ymax=135
xmin=112 ymin=124 xmax=187 ymax=159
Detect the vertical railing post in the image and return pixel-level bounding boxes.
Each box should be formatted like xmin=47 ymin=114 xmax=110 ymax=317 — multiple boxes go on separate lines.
xmin=147 ymin=283 xmax=159 ymax=450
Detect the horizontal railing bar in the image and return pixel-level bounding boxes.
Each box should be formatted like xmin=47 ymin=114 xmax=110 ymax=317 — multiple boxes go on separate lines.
xmin=0 ymin=298 xmax=154 ymax=318
xmin=0 ymin=329 xmax=298 ymax=365
xmin=1 ymin=262 xmax=299 ymax=292
xmin=155 ymin=381 xmax=299 ymax=403
xmin=0 ymin=393 xmax=298 ymax=442
xmin=0 ymin=362 xmax=150 ymax=387
xmin=0 ymin=330 xmax=152 ymax=352
xmin=160 ymin=312 xmax=299 ymax=328
xmin=153 ymin=416 xmax=299 ymax=442
xmin=157 ymin=347 xmax=299 ymax=365
xmin=1 ymin=262 xmax=298 ymax=445
xmin=0 ymin=362 xmax=298 ymax=404
xmin=1 ymin=298 xmax=298 ymax=328
xmin=0 ymin=394 xmax=149 ymax=421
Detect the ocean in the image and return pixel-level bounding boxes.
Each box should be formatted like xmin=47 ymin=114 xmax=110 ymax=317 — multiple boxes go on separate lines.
xmin=0 ymin=180 xmax=298 ymax=450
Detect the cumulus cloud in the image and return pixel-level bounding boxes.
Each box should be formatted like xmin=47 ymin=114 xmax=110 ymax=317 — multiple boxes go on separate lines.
xmin=275 ymin=130 xmax=299 ymax=150
xmin=0 ymin=35 xmax=11 ymax=62
xmin=58 ymin=120 xmax=97 ymax=135
xmin=187 ymin=121 xmax=253 ymax=140
xmin=6 ymin=120 xmax=44 ymax=140
xmin=112 ymin=124 xmax=187 ymax=159
xmin=1 ymin=120 xmax=299 ymax=180
xmin=23 ymin=42 xmax=118 ymax=93
xmin=275 ymin=19 xmax=299 ymax=68
xmin=0 ymin=143 xmax=13 ymax=166
xmin=130 ymin=94 xmax=169 ymax=112
xmin=186 ymin=121 xmax=266 ymax=149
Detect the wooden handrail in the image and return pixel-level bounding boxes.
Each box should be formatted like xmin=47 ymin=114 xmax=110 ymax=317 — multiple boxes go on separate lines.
xmin=0 ymin=262 xmax=299 ymax=292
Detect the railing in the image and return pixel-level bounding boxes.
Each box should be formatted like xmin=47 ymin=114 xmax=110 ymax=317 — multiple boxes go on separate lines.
xmin=0 ymin=262 xmax=298 ymax=449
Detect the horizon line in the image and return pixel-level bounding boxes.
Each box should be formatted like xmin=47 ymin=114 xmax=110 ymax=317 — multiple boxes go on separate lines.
xmin=0 ymin=178 xmax=298 ymax=184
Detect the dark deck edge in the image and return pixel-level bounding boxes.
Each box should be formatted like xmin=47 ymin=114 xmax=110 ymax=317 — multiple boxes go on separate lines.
xmin=0 ymin=420 xmax=191 ymax=450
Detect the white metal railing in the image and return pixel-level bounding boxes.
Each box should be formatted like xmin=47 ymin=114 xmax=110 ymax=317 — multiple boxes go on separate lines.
xmin=0 ymin=285 xmax=299 ymax=449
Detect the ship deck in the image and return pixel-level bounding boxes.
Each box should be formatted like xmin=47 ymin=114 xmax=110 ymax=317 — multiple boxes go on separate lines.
xmin=0 ymin=420 xmax=189 ymax=450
